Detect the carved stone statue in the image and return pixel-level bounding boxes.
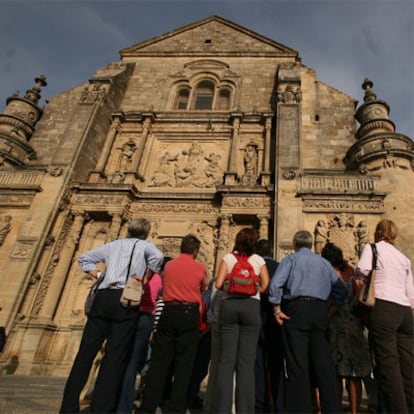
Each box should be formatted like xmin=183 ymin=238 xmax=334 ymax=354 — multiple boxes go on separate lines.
xmin=117 ymin=141 xmax=136 ymax=172
xmin=242 ymin=142 xmax=258 ymax=185
xmin=314 ymin=219 xmax=328 ymax=254
xmin=204 ymin=153 xmax=223 ymax=187
xmin=355 ymin=220 xmax=369 ymax=257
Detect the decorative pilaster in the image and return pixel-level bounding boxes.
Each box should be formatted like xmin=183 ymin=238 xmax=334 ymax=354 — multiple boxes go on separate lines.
xmin=215 ymin=214 xmax=233 ymax=275
xmin=134 ymin=114 xmax=155 ymax=181
xmin=107 ymin=212 xmax=124 ymax=242
xmin=261 ymin=115 xmax=273 ymax=186
xmin=94 ymin=113 xmax=124 ymax=177
xmin=37 ymin=211 xmax=87 ymax=321
xmin=224 ymin=113 xmax=242 ymax=185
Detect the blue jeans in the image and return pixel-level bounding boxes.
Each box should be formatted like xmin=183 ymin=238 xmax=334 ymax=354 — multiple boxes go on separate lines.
xmin=117 ymin=312 xmax=155 ymax=414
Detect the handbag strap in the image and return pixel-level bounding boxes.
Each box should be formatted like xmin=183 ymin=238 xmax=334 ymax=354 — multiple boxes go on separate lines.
xmin=370 ymin=243 xmax=378 ymax=271
xmin=124 ymin=240 xmax=139 ymax=283
xmin=364 ymin=243 xmax=378 ymax=292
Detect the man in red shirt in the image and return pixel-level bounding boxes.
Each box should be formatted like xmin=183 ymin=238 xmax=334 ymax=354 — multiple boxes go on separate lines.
xmin=138 ymin=234 xmax=207 ymax=414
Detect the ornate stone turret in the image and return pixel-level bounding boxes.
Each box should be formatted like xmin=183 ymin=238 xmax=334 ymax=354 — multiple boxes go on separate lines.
xmin=0 ymin=75 xmax=47 ymax=166
xmin=344 ymin=78 xmax=414 ymax=172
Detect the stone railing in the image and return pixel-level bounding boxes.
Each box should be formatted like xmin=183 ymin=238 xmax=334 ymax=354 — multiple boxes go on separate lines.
xmin=299 ymin=174 xmax=378 ymax=194
xmin=0 ymin=171 xmax=44 ymax=187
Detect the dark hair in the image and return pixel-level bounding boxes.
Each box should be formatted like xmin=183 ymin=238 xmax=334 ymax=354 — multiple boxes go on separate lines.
xmin=127 ymin=218 xmax=151 ymax=239
xmin=321 ymin=242 xmax=346 ymax=271
xmin=180 ymin=234 xmax=201 ymax=254
xmin=256 ymin=239 xmax=273 ymax=257
xmin=293 ymin=230 xmax=313 ymax=249
xmin=233 ymin=228 xmax=258 ymax=256
xmin=375 ymin=219 xmax=398 ymax=244
xmin=161 ymin=256 xmax=173 ymax=272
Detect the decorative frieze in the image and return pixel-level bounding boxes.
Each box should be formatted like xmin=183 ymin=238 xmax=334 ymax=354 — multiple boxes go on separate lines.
xmin=0 ymin=193 xmax=36 ymax=207
xmin=72 ymin=194 xmax=127 ymax=207
xmin=302 ymin=198 xmax=384 ymax=213
xmin=222 ymin=197 xmax=271 ymax=209
xmin=134 ymin=203 xmax=218 ymax=214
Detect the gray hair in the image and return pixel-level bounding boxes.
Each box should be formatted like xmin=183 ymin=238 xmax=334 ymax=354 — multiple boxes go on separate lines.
xmin=293 ymin=230 xmax=313 ymax=249
xmin=127 ymin=218 xmax=151 ymax=240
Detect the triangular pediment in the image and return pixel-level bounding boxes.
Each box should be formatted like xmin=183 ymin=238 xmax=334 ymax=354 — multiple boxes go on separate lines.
xmin=120 ymin=15 xmax=299 ymax=58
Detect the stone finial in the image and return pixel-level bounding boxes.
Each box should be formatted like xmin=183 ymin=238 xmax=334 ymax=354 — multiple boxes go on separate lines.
xmin=362 ymin=78 xmax=377 ymax=102
xmin=24 ymin=75 xmax=47 ymax=104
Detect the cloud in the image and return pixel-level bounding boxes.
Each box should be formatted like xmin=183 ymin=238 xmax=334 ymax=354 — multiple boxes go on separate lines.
xmin=0 ymin=0 xmax=412 ymax=137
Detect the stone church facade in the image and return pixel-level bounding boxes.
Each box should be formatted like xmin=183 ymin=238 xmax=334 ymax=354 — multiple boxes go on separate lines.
xmin=0 ymin=16 xmax=413 ymax=376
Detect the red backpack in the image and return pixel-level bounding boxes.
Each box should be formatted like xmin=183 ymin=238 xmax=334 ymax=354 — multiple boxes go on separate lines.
xmin=223 ymin=253 xmax=260 ymax=296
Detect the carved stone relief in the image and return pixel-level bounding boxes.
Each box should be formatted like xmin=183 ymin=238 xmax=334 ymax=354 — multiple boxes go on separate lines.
xmin=160 ymin=237 xmax=182 ymax=259
xmin=277 ymin=84 xmax=302 ymax=104
xmin=11 ymin=240 xmax=36 ymax=260
xmin=148 ymin=141 xmax=225 ymax=188
xmin=313 ymin=213 xmax=369 ymax=265
xmin=79 ymin=84 xmax=107 ymax=104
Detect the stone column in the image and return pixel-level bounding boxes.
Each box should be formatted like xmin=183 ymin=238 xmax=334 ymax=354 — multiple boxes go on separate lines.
xmin=260 ymin=115 xmax=273 ymax=186
xmin=107 ymin=212 xmax=124 ymax=242
xmin=133 ymin=114 xmax=154 ymax=180
xmin=263 ymin=116 xmax=272 ymax=172
xmin=215 ymin=214 xmax=232 ymax=275
xmin=37 ymin=211 xmax=87 ymax=321
xmin=224 ymin=113 xmax=243 ymax=185
xmin=95 ymin=113 xmax=123 ymax=176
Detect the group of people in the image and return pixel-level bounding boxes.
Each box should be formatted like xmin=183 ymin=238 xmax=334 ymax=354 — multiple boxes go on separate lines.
xmin=59 ymin=218 xmax=414 ymax=414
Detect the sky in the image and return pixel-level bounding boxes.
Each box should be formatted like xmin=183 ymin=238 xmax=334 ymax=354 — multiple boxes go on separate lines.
xmin=0 ymin=0 xmax=413 ymax=138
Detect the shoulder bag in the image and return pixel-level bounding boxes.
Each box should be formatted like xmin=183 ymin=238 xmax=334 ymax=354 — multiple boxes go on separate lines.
xmin=120 ymin=241 xmax=144 ymax=309
xmin=357 ymin=243 xmax=378 ymax=307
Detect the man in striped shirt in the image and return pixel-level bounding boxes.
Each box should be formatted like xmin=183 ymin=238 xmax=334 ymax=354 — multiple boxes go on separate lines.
xmin=59 ymin=218 xmax=164 ymax=414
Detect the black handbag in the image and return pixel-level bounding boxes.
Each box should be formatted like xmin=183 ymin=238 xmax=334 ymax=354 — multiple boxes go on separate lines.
xmin=84 ymin=273 xmax=104 ymax=316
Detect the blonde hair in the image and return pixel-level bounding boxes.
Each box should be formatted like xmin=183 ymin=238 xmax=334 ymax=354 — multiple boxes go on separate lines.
xmin=374 ymin=219 xmax=398 ymax=244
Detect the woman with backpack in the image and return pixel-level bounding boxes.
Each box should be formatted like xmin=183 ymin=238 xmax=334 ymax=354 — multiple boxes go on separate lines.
xmin=212 ymin=227 xmax=269 ymax=413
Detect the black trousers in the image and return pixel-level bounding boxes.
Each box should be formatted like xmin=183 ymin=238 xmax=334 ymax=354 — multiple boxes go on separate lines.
xmin=139 ymin=303 xmax=200 ymax=413
xmin=282 ymin=298 xmax=339 ymax=414
xmin=59 ymin=289 xmax=139 ymax=413
xmin=369 ymin=299 xmax=414 ymax=413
